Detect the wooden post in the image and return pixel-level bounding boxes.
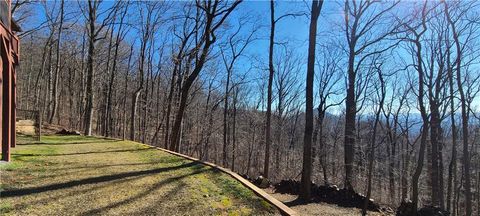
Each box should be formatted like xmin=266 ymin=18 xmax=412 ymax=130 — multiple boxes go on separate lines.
xmin=10 ymin=64 xmax=15 ymax=147
xmin=1 ymin=36 xmax=11 ymax=162
xmin=37 ymin=110 xmax=41 ymax=141
xmin=0 ymin=41 xmax=3 ymax=160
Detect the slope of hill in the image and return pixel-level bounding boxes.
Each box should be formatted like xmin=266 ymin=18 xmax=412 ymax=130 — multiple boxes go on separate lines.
xmin=0 ymin=136 xmax=278 ymax=215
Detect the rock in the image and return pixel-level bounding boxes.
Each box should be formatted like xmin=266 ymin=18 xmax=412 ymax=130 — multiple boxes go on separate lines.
xmin=254 ymin=176 xmax=271 ymax=188
xmin=397 ymin=200 xmax=415 ymax=216
xmin=240 ymin=174 xmax=253 ymax=182
xmin=418 ymin=206 xmax=449 ymax=216
xmin=272 ymin=180 xmax=381 ymax=211
xmin=396 ymin=200 xmax=450 ymax=216
xmin=314 ymin=185 xmax=380 ymax=211
xmin=396 ymin=201 xmax=449 ymax=216
xmin=56 ymin=128 xmax=81 ymax=135
xmin=314 ymin=184 xmax=340 ymax=201
xmin=274 ymin=179 xmax=300 ymax=194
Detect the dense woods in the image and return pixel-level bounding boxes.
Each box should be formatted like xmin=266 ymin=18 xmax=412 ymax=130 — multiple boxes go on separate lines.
xmin=12 ymin=0 xmax=480 ymax=214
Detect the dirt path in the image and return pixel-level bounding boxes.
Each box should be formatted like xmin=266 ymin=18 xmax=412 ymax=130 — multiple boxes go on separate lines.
xmin=265 ymin=189 xmax=392 ymax=216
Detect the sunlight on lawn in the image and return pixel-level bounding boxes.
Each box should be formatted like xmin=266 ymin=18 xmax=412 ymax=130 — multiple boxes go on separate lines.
xmin=0 ymin=135 xmax=277 ymax=216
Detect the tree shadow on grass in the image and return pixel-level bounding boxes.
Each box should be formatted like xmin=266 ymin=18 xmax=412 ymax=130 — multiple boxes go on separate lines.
xmin=35 ymin=161 xmax=169 ymax=172
xmin=132 ymin=182 xmax=188 ymax=215
xmin=8 ymin=163 xmax=183 ymax=212
xmin=31 ymin=161 xmax=175 ymax=181
xmin=0 ymin=161 xmax=199 ymax=198
xmin=11 ymin=147 xmax=153 ymax=157
xmin=80 ymin=168 xmax=206 ymax=215
xmin=16 ymin=140 xmax=121 ymax=146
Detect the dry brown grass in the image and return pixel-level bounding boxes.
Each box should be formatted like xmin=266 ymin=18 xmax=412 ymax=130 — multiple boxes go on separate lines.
xmin=0 ymin=135 xmax=278 ymax=216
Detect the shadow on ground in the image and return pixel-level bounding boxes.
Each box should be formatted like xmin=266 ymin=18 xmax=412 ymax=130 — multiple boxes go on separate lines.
xmin=1 ymin=161 xmax=199 ymax=198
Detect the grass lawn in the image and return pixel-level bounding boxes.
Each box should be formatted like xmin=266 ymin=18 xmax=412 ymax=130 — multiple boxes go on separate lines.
xmin=0 ymin=135 xmax=278 ymax=216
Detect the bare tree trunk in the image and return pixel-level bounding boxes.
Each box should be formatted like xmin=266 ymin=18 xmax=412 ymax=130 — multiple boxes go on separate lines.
xmin=299 ymin=0 xmax=323 ymax=201
xmin=444 ymin=3 xmax=473 ymax=214
xmin=84 ymin=1 xmax=97 ymax=136
xmin=264 ymin=0 xmax=275 ymax=179
xmin=130 ymin=89 xmax=141 ymax=141
xmin=130 ymin=42 xmax=146 ymax=141
xmin=403 ymin=3 xmax=429 ymax=211
xmin=344 ymin=48 xmax=356 ymax=190
xmin=343 ymin=1 xmax=357 ymax=189
xmin=83 ymin=0 xmax=113 ymax=136
xmin=231 ymin=87 xmax=238 ymax=172
xmin=164 ymin=66 xmax=177 ymax=148
xmin=401 ymin=132 xmax=409 ymax=201
xmin=45 ymin=44 xmax=53 ymax=120
xmin=33 ymin=34 xmax=53 ymax=110
xmin=122 ymin=45 xmax=133 ymax=140
xmin=106 ymin=7 xmax=127 ymax=137
xmin=142 ymin=47 xmax=154 ymax=144
xmin=78 ymin=30 xmax=87 ymax=130
xmin=223 ymin=62 xmax=231 ymax=167
xmin=48 ymin=0 xmax=64 ymax=124
xmin=362 ymin=64 xmax=385 ymax=216
xmin=164 ymin=36 xmax=189 ymax=148
xmin=169 ymin=0 xmax=242 ymax=152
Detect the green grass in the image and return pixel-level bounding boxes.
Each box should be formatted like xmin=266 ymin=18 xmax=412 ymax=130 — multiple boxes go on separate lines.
xmin=0 ymin=135 xmax=278 ymax=216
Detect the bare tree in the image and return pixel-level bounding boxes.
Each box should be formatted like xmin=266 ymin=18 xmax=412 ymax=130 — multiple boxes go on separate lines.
xmin=299 ymin=0 xmax=324 ymax=201
xmin=273 ymin=47 xmax=302 ymax=178
xmin=362 ymin=60 xmax=386 ymax=216
xmin=81 ymin=0 xmax=116 ymax=136
xmin=164 ymin=14 xmax=196 ymax=149
xmin=130 ymin=2 xmax=164 ymax=141
xmin=342 ymin=0 xmax=399 ymax=190
xmin=169 ymin=0 xmax=243 ymax=152
xmin=220 ymin=19 xmax=256 ymax=167
xmin=47 ymin=0 xmax=64 ymax=124
xmin=264 ymin=0 xmax=275 ymax=179
xmin=105 ymin=2 xmax=129 ymax=137
xmin=444 ymin=2 xmax=478 ymax=214
xmin=264 ymin=1 xmax=303 ymax=179
xmin=400 ymin=1 xmax=430 ymax=210
xmin=445 ymin=34 xmax=459 ymax=214
xmin=313 ymin=45 xmax=343 ymax=184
